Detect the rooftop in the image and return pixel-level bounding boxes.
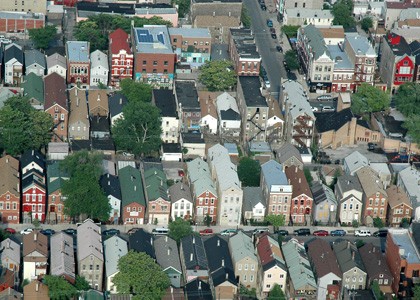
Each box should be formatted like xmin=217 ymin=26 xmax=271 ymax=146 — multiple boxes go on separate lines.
xmin=328 ymin=45 xmax=354 ymax=70
xmin=336 ymin=174 xmax=362 ymax=196
xmin=77 ymin=219 xmax=103 ymax=262
xmin=154 ymin=236 xmax=182 ymax=273
xmin=261 ymin=160 xmax=288 ymax=188
xmin=186 ymin=158 xmax=217 ymax=196
xmin=129 ymin=229 xmax=155 ymax=259
xmin=169 ymin=182 xmax=193 ymax=203
xmin=229 ymin=231 xmax=257 ymax=262
xmin=243 ymin=186 xmax=265 ymax=211
xmin=175 ymin=81 xmax=199 ymax=110
xmin=168 ymin=27 xmax=211 ymax=38
xmin=311 ymin=181 xmax=337 ymax=205
xmin=230 ymin=28 xmax=261 ymax=60
xmin=90 ymin=49 xmax=108 ymax=70
xmin=398 ymin=166 xmax=420 ymax=202
xmin=389 ymin=228 xmax=420 ymax=264
xmin=315 ymin=108 xmax=354 ymax=133
xmin=66 ymin=41 xmax=89 ymax=62
xmin=356 ymin=166 xmax=386 ymax=198
xmin=108 ymin=93 xmax=128 ymax=118
xmin=119 ymin=165 xmax=146 ymax=207
xmin=333 ymin=240 xmax=366 ymax=274
xmin=133 ymin=26 xmax=174 ymax=54
xmin=286 ymin=8 xmax=333 ymax=19
xmin=109 ymin=28 xmax=131 ymax=55
xmin=104 ymin=236 xmax=128 ymax=277
xmin=208 ymin=144 xmax=241 ymax=191
xmin=344 ymin=33 xmax=376 ymax=57
xmin=301 ymin=25 xmax=330 ymax=60
xmin=282 ymin=80 xmax=315 ymax=120
xmin=153 ymin=89 xmax=178 ymax=118
xmin=239 ymin=76 xmax=267 ymax=107
xmin=211 ymin=44 xmax=229 ymax=61
xmin=285 ymin=166 xmax=312 ymax=199
xmin=318 ymin=25 xmax=345 ymax=39
xmin=344 ymin=151 xmax=369 ymax=175
xmin=24 ymin=49 xmax=46 ymax=68
xmin=180 ymin=235 xmax=208 ymax=270
xmin=182 ymin=132 xmax=205 ymax=144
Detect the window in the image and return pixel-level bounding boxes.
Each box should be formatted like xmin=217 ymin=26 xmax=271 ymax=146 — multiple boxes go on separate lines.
xmin=238 ymin=264 xmax=242 ymax=270
xmin=267 ymin=274 xmax=272 ymax=278
xmin=243 ymin=275 xmax=247 ymax=282
xmin=250 ymin=275 xmax=254 ymax=282
xmin=90 ymin=265 xmax=93 ymax=270
xmin=153 ymin=61 xmax=158 ymax=66
xmin=96 ymin=265 xmax=100 ymax=270
xmin=280 ymin=274 xmax=284 ymax=278
xmin=251 ymin=264 xmax=255 ymax=271
xmin=164 ymin=61 xmax=168 ymax=66
xmin=266 ymin=284 xmax=271 ymax=289
xmin=245 ymin=264 xmax=248 ymax=270
xmin=127 ymin=207 xmax=131 ymax=212
xmin=142 ymin=60 xmax=147 ymax=65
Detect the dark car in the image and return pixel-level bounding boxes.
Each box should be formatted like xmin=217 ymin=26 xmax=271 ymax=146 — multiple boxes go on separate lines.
xmin=103 ymin=229 xmax=120 ymax=236
xmin=276 ymin=45 xmax=283 ymax=52
xmin=294 ymin=228 xmax=311 ymax=236
xmin=287 ymin=72 xmax=297 ymax=81
xmin=63 ymin=228 xmax=77 ymax=235
xmin=4 ymin=228 xmax=16 ymax=234
xmin=271 ymin=33 xmax=277 ymax=39
xmin=260 ymin=4 xmax=266 ymax=10
xmin=266 ymin=19 xmax=273 ymax=27
xmin=41 ymin=229 xmax=56 ymax=236
xmin=330 ymin=229 xmax=346 ymax=236
xmin=275 ymin=230 xmax=289 ymax=236
xmin=313 ymin=230 xmax=329 ymax=236
xmin=373 ymin=230 xmax=388 ymax=237
xmin=269 ymin=28 xmax=276 ymax=34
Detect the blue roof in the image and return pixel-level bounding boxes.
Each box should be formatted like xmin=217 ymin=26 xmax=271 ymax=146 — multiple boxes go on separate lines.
xmin=66 ymin=41 xmax=89 ymax=62
xmin=328 ymin=45 xmax=353 ymax=70
xmin=261 ymin=160 xmax=288 ymax=188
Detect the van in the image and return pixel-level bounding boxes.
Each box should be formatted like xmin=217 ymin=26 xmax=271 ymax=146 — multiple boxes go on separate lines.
xmin=293 ymin=228 xmax=311 ymax=236
xmin=152 ymin=228 xmax=169 ymax=235
xmin=253 ymin=228 xmax=269 ymax=235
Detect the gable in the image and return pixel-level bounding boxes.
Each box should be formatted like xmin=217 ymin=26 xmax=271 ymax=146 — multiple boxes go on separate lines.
xmin=25 ymin=250 xmax=47 ymax=258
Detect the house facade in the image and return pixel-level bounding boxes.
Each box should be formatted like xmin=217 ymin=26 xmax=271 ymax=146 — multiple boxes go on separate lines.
xmin=24 ymin=49 xmax=46 ymax=77
xmin=0 ymin=238 xmax=20 ymax=272
xmin=68 ymin=87 xmax=89 ymax=140
xmin=4 ymin=43 xmax=23 ymax=86
xmin=0 ymin=156 xmax=20 ymax=224
xmin=90 ymin=50 xmax=109 ymax=86
xmin=169 ymin=182 xmax=193 ymax=220
xmin=46 ymin=53 xmax=67 ymax=78
xmin=335 ymin=174 xmax=363 ymax=225
xmin=66 ymin=41 xmax=90 ymax=88
xmin=23 ymin=231 xmax=48 ymax=282
xmin=109 ymin=28 xmax=134 ymax=88
xmin=153 ymin=89 xmax=180 ymax=143
xmin=229 ymin=28 xmax=261 ymax=76
xmin=311 ymin=182 xmax=337 ymax=225
xmin=387 ymin=185 xmax=412 ymax=227
xmin=243 ymin=187 xmax=266 ymax=222
xmin=119 ymin=166 xmax=146 ymax=225
xmin=144 ymin=167 xmax=171 ymax=225
xmin=46 ymin=161 xmax=69 ymax=224
xmin=103 ymin=236 xmax=128 ymax=293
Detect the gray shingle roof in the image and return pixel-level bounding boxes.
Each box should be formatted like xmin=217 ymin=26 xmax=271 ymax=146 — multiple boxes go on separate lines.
xmin=47 ymin=53 xmax=66 ymax=70
xmin=336 ymin=174 xmax=362 ymax=196
xmin=154 ymin=236 xmax=182 ymax=273
xmin=229 ymin=231 xmax=256 ymax=262
xmin=208 ymin=144 xmax=241 ymax=191
xmin=104 ymin=235 xmax=128 ymax=277
xmin=168 ymin=27 xmax=210 ymax=38
xmin=356 ymin=166 xmax=386 ymax=198
xmin=302 ymin=25 xmax=331 ymax=60
xmin=311 ymin=182 xmax=337 ymax=205
xmin=50 ymin=232 xmax=75 ymax=280
xmin=181 ymin=235 xmax=208 ymax=270
xmin=344 ymin=151 xmax=368 ymax=175
xmin=187 ymin=158 xmax=217 ymax=196
xmin=333 ymin=240 xmax=366 ymax=274
xmin=261 ymin=160 xmax=288 ymax=188
xmin=24 ymin=49 xmax=46 ymax=69
xmin=66 ymin=41 xmax=90 ymax=62
xmin=277 ymin=142 xmax=303 ymax=165
xmin=0 ymin=238 xmax=20 ymax=268
xmin=243 ymin=186 xmax=265 ymax=211
xmin=77 ymin=219 xmax=103 ymax=262
xmin=90 ymin=50 xmax=108 ymax=70
xmin=282 ymin=80 xmax=315 ymax=120
xmin=169 ymin=182 xmax=193 ymax=204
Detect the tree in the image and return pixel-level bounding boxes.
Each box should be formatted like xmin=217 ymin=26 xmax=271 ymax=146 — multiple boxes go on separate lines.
xmin=265 ymin=214 xmax=286 ymax=231
xmin=238 ymin=157 xmax=261 ymax=187
xmin=395 ymin=82 xmax=420 ymax=117
xmin=413 ymin=284 xmax=420 ymax=300
xmin=32 ymin=218 xmax=41 ymax=229
xmin=371 ymin=281 xmax=385 ymax=300
xmin=352 ymin=220 xmax=359 ymax=228
xmin=361 ymin=17 xmax=373 ymax=32
xmin=61 ymin=151 xmax=111 ymax=222
xmin=332 ymin=0 xmax=356 ymax=28
xmin=112 ymin=101 xmax=162 ymax=156
xmin=74 ymin=21 xmax=107 ymax=52
xmin=303 ymin=168 xmax=313 ymax=187
xmin=373 ymin=217 xmax=384 ymax=228
xmin=173 ymin=0 xmax=190 ymax=18
xmin=281 ymin=25 xmax=300 ymax=38
xmin=351 ymin=83 xmax=390 ymax=115
xmin=119 ymin=79 xmax=152 ymax=103
xmin=168 ymin=217 xmax=193 ymax=243
xmin=0 ymin=96 xmax=53 ymax=155
xmin=113 ymin=251 xmax=170 ymax=300
xmin=284 ymin=50 xmax=299 ymax=70
xmin=43 ymin=275 xmax=77 ymax=300
xmin=204 ymin=214 xmax=212 ymax=227
xmin=28 ymin=25 xmax=57 ymax=50
xmin=199 ymin=60 xmax=237 ymax=91
xmin=402 ymin=115 xmax=420 ymax=144
xmin=267 ymin=284 xmax=286 ymax=300
xmin=74 ymin=276 xmax=90 ymax=291
xmin=241 ymin=6 xmax=252 ymax=29
xmin=401 ymin=217 xmax=410 ymax=228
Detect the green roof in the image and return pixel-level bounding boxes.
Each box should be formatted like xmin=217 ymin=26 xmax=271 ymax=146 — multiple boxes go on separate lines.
xmin=144 ymin=167 xmax=168 ymax=201
xmin=119 ymin=165 xmax=146 ymax=206
xmin=84 ymin=290 xmax=104 ymax=300
xmin=47 ymin=161 xmax=69 ymax=193
xmin=21 ymin=73 xmax=44 ymax=103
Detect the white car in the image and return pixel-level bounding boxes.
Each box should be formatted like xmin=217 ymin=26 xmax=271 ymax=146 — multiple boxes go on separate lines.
xmin=20 ymin=228 xmax=34 ymax=235
xmin=311 ymin=106 xmax=319 ymax=112
xmin=354 ymin=230 xmax=371 ymax=237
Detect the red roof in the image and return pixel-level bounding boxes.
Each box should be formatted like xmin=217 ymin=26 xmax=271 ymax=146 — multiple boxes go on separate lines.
xmin=109 ymin=28 xmax=131 ymax=55
xmin=285 ymin=166 xmax=312 ymax=199
xmin=44 ymin=72 xmax=68 ymax=111
xmin=256 ymin=235 xmax=275 ymax=266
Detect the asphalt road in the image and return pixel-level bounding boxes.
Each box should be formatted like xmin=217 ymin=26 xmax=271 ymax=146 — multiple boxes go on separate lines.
xmin=243 ymin=0 xmax=285 ymax=99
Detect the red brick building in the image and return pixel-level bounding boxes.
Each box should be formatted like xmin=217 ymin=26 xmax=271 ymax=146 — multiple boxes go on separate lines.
xmin=66 ymin=41 xmax=90 ymax=88
xmin=0 ymin=12 xmax=44 ymax=33
xmin=46 ymin=161 xmax=70 ymax=224
xmin=285 ymin=166 xmax=313 ymax=225
xmin=0 ymin=156 xmax=20 ymax=224
xmin=229 ymin=28 xmax=261 ymax=76
xmin=119 ymin=166 xmax=146 ymax=225
xmin=109 ymin=28 xmax=134 ymax=87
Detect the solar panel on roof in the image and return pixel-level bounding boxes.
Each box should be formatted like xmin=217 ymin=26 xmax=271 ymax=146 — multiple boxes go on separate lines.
xmin=137 ymin=29 xmax=153 ymax=43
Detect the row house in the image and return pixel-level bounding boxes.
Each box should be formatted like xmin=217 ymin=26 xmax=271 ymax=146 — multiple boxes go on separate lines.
xmin=4 ymin=43 xmax=23 ymax=86
xmin=297 ymin=25 xmax=334 ymax=93
xmin=187 ymin=157 xmax=218 ymax=224
xmin=344 ymin=151 xmax=369 ymax=176
xmin=356 ymin=166 xmax=388 ymax=226
xmin=260 ymin=160 xmax=292 ymax=224
xmin=397 ymin=165 xmax=420 ymax=219
xmin=307 ymin=239 xmax=342 ymax=300
xmin=256 ymin=234 xmax=288 ymax=298
xmin=109 ymin=93 xmax=127 ymax=127
xmin=208 ymin=144 xmax=243 ymax=226
xmin=77 ymin=219 xmax=104 ymax=290
xmin=169 ymin=28 xmax=212 ymax=69
xmin=335 ymin=174 xmax=363 ymax=225
xmin=282 ymin=239 xmax=317 ymax=299
xmin=119 ymin=165 xmax=146 ymax=225
xmin=153 ymin=89 xmax=180 ymax=143
xmin=104 ymin=235 xmax=128 ymax=293
xmin=90 ymin=50 xmax=109 ymax=87
xmin=129 ymin=229 xmax=155 ymax=259
xmin=44 ymin=72 xmax=68 ymax=142
xmin=216 ymin=92 xmax=241 ymax=139
xmin=22 ymin=73 xmax=44 ymax=110
xmin=285 ymin=166 xmax=313 ymax=225
xmin=109 ymin=28 xmax=133 ymax=88
xmin=0 ymin=238 xmax=20 ymax=273
xmin=99 ymin=173 xmax=122 ymax=224
xmin=68 ymin=87 xmax=89 ymax=140
xmin=229 ymin=28 xmax=261 ymax=76
xmin=276 ymin=142 xmax=304 ymax=170
xmin=46 ymin=161 xmax=69 ymax=224
xmin=311 ymin=182 xmax=338 ymax=225
xmin=198 ymin=91 xmax=218 ymax=135
xmin=380 ymin=33 xmax=415 ymax=93
xmin=154 ymin=235 xmax=183 ymax=288
xmin=88 ymin=89 xmax=108 ymax=118
xmin=243 ymin=187 xmax=266 ymax=222
xmin=23 ymin=231 xmax=48 ymax=282
xmin=266 ymin=97 xmax=284 ymax=145
xmin=175 ymin=80 xmax=201 ymax=132
xmin=132 ymin=26 xmax=176 ymax=88
xmin=179 ymin=235 xmax=209 ymax=284
xmin=229 ymin=231 xmax=258 ymax=289
xmin=237 ymin=76 xmax=268 ymax=143
xmin=281 ymin=80 xmax=315 ymax=148
xmin=386 ymin=185 xmax=412 ymax=227
xmin=328 ymin=44 xmax=356 ymax=93
xmin=144 ymin=167 xmax=171 ymax=225
xmin=46 ymin=53 xmax=67 ymax=79
xmin=24 ymin=49 xmax=46 ymax=77
xmin=0 ymin=156 xmax=20 ymax=224
xmin=50 ymin=232 xmax=75 ymax=284
xmin=21 ymin=150 xmax=46 ymax=223
xmin=169 ymin=182 xmax=194 ymax=221
xmin=66 ymin=41 xmax=90 ymax=88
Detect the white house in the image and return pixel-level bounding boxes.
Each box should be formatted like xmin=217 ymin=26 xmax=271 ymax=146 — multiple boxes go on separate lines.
xmin=398 ymin=166 xmax=420 ymax=220
xmin=343 ymin=151 xmax=368 ymax=175
xmin=103 ymin=235 xmax=128 ymax=293
xmin=284 ymin=8 xmax=333 ymax=26
xmin=169 ymin=182 xmax=194 ymax=220
xmin=216 ymin=92 xmax=241 ymax=138
xmin=47 ymin=53 xmax=67 ymax=78
xmin=200 ymin=96 xmax=218 ymax=134
xmin=153 ymin=89 xmax=180 ymax=143
xmin=181 ymin=133 xmax=206 ymax=157
xmin=24 ymin=49 xmax=46 ymax=76
xmin=47 ymin=142 xmax=69 ymax=160
xmin=335 ymin=174 xmax=363 ymax=225
xmin=90 ymin=50 xmax=109 ymax=86
xmin=4 ymin=43 xmax=23 ymax=86
xmin=243 ymin=187 xmax=266 ymax=222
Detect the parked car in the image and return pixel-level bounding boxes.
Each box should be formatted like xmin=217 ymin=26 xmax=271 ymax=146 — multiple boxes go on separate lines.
xmin=266 ymin=19 xmax=273 ymax=27
xmin=317 ymin=94 xmax=333 ymax=101
xmin=102 ymin=229 xmax=120 ymax=236
xmin=355 ymin=230 xmax=371 ymax=237
xmin=260 ymin=4 xmax=267 ymax=10
xmin=271 ymin=33 xmax=277 ymax=39
xmin=41 ymin=229 xmax=56 ymax=236
xmin=152 ymin=228 xmax=169 ymax=235
xmin=311 ymin=106 xmax=319 ymax=112
xmin=4 ymin=228 xmax=16 ymax=234
xmin=287 ymin=72 xmax=297 ymax=80
xmin=275 ymin=230 xmax=289 ymax=236
xmin=63 ymin=228 xmax=77 ymax=235
xmin=199 ymin=228 xmax=214 ymax=236
xmin=276 ymin=45 xmax=283 ymax=52
xmin=373 ymin=229 xmax=388 ymax=237
xmin=220 ymin=229 xmax=237 ymax=236
xmin=270 ymin=28 xmax=276 ymax=34
xmin=294 ymin=228 xmax=311 ymax=236
xmin=253 ymin=228 xmax=270 ymax=235
xmin=368 ymin=143 xmax=378 ymax=151
xmin=128 ymin=228 xmax=141 ymax=235
xmin=322 ymin=106 xmax=335 ymax=112
xmin=330 ymin=229 xmax=346 ymax=236
xmin=313 ymin=230 xmax=329 ymax=236
xmin=20 ymin=228 xmax=33 ymax=235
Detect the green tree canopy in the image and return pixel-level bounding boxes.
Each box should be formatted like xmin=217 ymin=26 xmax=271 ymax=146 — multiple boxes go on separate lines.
xmin=284 ymin=50 xmax=299 ymax=70
xmin=303 ymin=168 xmax=313 ymax=187
xmin=281 ymin=25 xmax=300 ymax=38
xmin=60 ymin=151 xmax=111 ymax=222
xmin=413 ymin=284 xmax=420 ymax=300
xmin=373 ymin=217 xmax=384 ymax=228
xmin=168 ymin=217 xmax=194 ymax=243
xmin=74 ymin=276 xmax=90 ymax=291
xmin=28 ymin=25 xmax=57 ymax=50
xmin=361 ymin=17 xmax=373 ymax=32
xmin=199 ymin=60 xmax=237 ymax=91
xmin=265 ymin=214 xmax=286 ymax=231
xmin=238 ymin=157 xmax=261 ymax=187
xmin=74 ymin=21 xmax=107 ymax=52
xmin=351 ymin=83 xmax=390 ymax=115
xmin=241 ymin=6 xmax=252 ymax=29
xmin=402 ymin=115 xmax=420 ymax=145
xmin=395 ymin=82 xmax=420 ymax=117
xmin=0 ymin=96 xmax=53 ymax=155
xmin=332 ymin=0 xmax=356 ymax=28
xmin=43 ymin=275 xmax=77 ymax=300
xmin=173 ymin=0 xmax=190 ymax=18
xmin=112 ymin=101 xmax=162 ymax=156
xmin=267 ymin=284 xmax=286 ymax=300
xmin=113 ymin=251 xmax=170 ymax=300
xmin=119 ymin=79 xmax=153 ymax=103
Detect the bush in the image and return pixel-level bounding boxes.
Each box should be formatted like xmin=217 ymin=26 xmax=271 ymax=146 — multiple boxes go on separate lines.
xmin=352 ymin=220 xmax=359 ymax=228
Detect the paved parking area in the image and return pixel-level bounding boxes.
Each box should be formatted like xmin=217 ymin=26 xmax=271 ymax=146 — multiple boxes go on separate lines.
xmin=323 ymin=144 xmax=388 ymax=163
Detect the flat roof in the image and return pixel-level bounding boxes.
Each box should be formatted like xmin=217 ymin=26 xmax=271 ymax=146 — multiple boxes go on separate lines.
xmin=390 ymin=229 xmax=420 ymax=264
xmin=230 ymin=28 xmax=261 ymax=59
xmin=133 ymin=26 xmax=173 ymax=54
xmin=169 ymin=27 xmax=211 ymax=38
xmin=239 ymin=76 xmax=267 ymax=107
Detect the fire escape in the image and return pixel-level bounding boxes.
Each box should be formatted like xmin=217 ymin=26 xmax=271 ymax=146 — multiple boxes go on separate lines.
xmin=292 ymin=115 xmax=312 ymax=148
xmin=52 ymin=115 xmax=65 ymax=142
xmin=247 ymin=109 xmax=265 ymax=142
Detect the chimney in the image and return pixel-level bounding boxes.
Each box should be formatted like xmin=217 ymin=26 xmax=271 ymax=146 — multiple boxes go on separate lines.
xmin=168 ymin=247 xmax=171 ymax=256
xmin=299 ymin=178 xmax=301 ymax=184
xmin=134 ymin=185 xmax=137 ymax=191
xmin=190 ymin=253 xmax=193 ymax=261
xmin=161 ymin=180 xmax=163 ymax=186
xmin=32 ymin=150 xmax=34 ymax=156
xmin=378 ymin=260 xmax=381 ymax=266
xmin=36 ymin=282 xmax=39 ymax=292
xmin=97 ymin=94 xmax=101 ymax=101
xmin=108 ymin=180 xmax=110 ymax=186
xmin=198 ymin=281 xmax=201 ymax=290
xmin=5 ymin=157 xmax=8 ymax=164
xmin=34 ymin=233 xmax=37 ymax=241
xmin=119 ymin=98 xmax=123 ymax=105
xmin=221 ymin=258 xmax=224 ymax=267
xmin=225 ymin=272 xmax=228 ymax=280
xmin=352 ymin=251 xmax=355 ymax=261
